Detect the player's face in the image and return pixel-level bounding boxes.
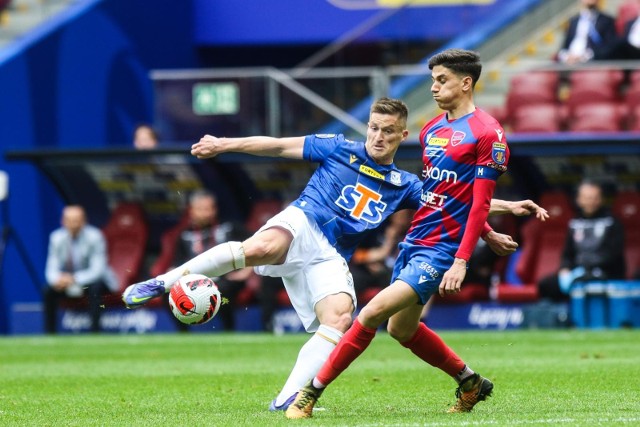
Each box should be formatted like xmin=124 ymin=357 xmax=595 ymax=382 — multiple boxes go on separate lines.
xmin=365 ymin=112 xmax=408 ymax=165
xmin=430 ymin=65 xmax=470 ymax=111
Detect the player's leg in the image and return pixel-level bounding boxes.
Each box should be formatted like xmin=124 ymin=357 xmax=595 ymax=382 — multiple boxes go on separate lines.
xmin=316 ymin=280 xmax=417 ymax=385
xmin=122 ymin=225 xmax=292 ymax=308
xmin=285 ymin=280 xmax=417 ymax=419
xmin=386 ymin=250 xmax=494 ymax=413
xmin=270 ymin=291 xmax=353 ymax=410
xmin=271 ymin=245 xmax=355 ymax=410
xmin=389 ymin=300 xmax=492 ymax=413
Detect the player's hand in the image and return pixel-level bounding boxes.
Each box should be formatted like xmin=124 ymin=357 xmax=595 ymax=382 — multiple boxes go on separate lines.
xmin=509 ymin=200 xmax=549 ymax=221
xmin=191 ymin=134 xmax=225 ymax=159
xmin=439 ymin=258 xmax=467 ymax=297
xmin=484 ymin=230 xmax=518 ymax=256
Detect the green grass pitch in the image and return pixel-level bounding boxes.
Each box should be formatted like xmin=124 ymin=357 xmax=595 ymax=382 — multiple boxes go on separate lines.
xmin=2 ymin=329 xmax=639 ymax=426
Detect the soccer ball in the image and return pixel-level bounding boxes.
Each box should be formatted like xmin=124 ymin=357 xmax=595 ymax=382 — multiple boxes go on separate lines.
xmin=168 ymin=274 xmax=222 ymax=325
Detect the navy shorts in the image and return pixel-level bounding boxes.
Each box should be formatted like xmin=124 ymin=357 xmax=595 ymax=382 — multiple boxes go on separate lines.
xmin=390 ymin=242 xmax=458 ymax=304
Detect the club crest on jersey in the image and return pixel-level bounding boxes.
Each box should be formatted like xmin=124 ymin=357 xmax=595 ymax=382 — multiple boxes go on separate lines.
xmin=359 ymin=165 xmax=385 ymax=180
xmin=389 ymin=171 xmax=401 ymax=186
xmin=335 ymin=183 xmax=387 ymax=224
xmin=450 ymin=131 xmax=465 ymax=146
xmin=491 ymin=142 xmax=506 ymax=165
xmin=349 ymin=154 xmax=358 ymax=164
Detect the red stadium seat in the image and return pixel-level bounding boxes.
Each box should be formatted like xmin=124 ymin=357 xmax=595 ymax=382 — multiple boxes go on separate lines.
xmin=510 ymin=103 xmax=565 ymax=133
xmin=625 ymin=83 xmax=640 ymax=112
xmin=627 ymin=105 xmax=640 ymax=131
xmin=149 ymin=210 xmax=190 ymax=278
xmin=495 ymin=283 xmax=539 ymax=303
xmin=565 ymin=70 xmax=624 ymax=114
xmin=514 ymin=191 xmax=574 ymax=286
xmin=568 ymin=102 xmax=627 ymax=132
xmin=630 ymin=69 xmax=640 ymax=85
xmin=506 ymin=71 xmax=560 ymax=119
xmin=539 ymin=190 xmax=575 ymax=225
xmin=102 ymin=202 xmax=149 ymax=293
xmin=613 ymin=191 xmax=640 ymax=278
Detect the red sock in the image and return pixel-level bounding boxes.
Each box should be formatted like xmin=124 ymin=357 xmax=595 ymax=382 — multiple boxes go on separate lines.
xmin=316 ymin=318 xmax=376 ymax=387
xmin=400 ymin=323 xmax=464 ymax=377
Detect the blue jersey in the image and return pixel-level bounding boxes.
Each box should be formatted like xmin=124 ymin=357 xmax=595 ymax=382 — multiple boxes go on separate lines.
xmin=290 ymin=134 xmax=421 ymax=261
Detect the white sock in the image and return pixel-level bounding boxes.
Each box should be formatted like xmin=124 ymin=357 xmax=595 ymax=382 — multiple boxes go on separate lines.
xmin=156 ymin=241 xmax=245 ymax=291
xmin=274 ymin=324 xmax=343 ymax=406
xmin=455 ymin=365 xmax=476 ymax=384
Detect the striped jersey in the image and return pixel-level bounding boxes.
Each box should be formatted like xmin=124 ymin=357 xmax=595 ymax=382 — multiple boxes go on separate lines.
xmin=406 ymin=108 xmax=509 ymax=256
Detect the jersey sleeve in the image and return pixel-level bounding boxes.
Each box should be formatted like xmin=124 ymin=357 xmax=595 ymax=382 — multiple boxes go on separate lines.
xmin=303 ymin=134 xmax=345 ymax=162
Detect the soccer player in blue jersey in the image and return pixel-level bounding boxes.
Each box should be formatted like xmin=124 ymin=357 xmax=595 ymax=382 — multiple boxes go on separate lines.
xmin=123 ymin=97 xmax=546 ymax=412
xmin=286 ymin=49 xmax=518 ymax=419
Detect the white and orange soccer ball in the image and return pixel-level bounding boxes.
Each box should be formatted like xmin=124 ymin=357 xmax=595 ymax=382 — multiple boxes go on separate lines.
xmin=168 ymin=274 xmax=222 ymax=325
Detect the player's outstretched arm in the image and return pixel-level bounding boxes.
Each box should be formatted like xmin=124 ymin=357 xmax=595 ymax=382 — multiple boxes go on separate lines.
xmin=489 ymin=199 xmax=549 ymax=221
xmin=191 ymin=135 xmax=305 ymax=160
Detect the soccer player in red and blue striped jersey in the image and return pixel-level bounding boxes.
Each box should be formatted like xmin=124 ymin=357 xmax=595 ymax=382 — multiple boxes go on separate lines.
xmin=287 ymin=49 xmax=509 ymax=418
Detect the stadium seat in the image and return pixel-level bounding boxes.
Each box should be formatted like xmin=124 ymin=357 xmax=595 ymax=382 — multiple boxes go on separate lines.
xmin=625 ymin=81 xmax=640 ymax=105
xmin=612 ymin=191 xmax=640 ymax=278
xmin=565 ymin=70 xmax=624 ymax=114
xmin=567 ymin=102 xmax=627 ymax=132
xmin=497 ymin=190 xmax=575 ymax=303
xmin=626 ymin=105 xmax=640 ymax=131
xmin=539 ymin=190 xmax=575 ymax=225
xmin=495 ymin=283 xmax=538 ymax=303
xmin=506 ymin=71 xmax=559 ymax=120
xmin=102 ymin=202 xmax=149 ymax=293
xmin=629 ymin=69 xmax=640 ymax=85
xmin=510 ymin=103 xmax=565 ymax=133
xmin=149 ymin=210 xmax=190 ymax=278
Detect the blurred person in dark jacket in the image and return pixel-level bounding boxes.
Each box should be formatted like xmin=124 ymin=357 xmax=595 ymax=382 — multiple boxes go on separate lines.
xmin=538 ymin=180 xmax=626 ymax=301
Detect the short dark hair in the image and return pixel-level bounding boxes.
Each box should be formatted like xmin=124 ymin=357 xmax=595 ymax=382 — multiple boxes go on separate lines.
xmin=428 ymin=49 xmax=482 ymax=88
xmin=370 ymin=97 xmax=409 ymax=127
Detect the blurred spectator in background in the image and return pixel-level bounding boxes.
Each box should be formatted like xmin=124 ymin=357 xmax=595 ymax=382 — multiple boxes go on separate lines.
xmin=613 ymin=13 xmax=640 ymax=59
xmin=44 ymin=205 xmax=118 ymax=333
xmin=172 ymin=190 xmax=252 ymax=330
xmin=557 ymin=0 xmax=617 ymax=64
xmin=537 ymin=180 xmax=626 ymax=301
xmin=133 ymin=124 xmax=159 ymax=150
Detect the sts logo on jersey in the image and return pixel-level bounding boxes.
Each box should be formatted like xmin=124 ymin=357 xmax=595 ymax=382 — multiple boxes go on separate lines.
xmin=336 ymin=183 xmax=387 ymax=224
